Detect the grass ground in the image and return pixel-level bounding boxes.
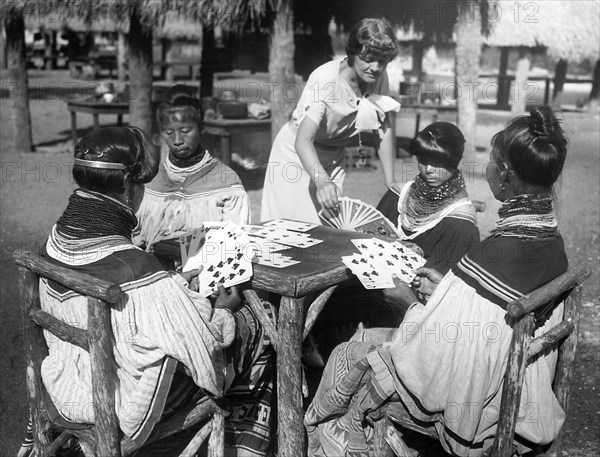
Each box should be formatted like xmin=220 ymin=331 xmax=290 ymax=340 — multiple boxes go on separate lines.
xmin=1 ymin=70 xmax=599 ymax=456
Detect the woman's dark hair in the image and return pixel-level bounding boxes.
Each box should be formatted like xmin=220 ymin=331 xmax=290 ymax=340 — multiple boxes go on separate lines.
xmin=73 ymin=126 xmax=159 ymax=195
xmin=346 ymin=18 xmax=399 ymax=66
xmin=491 ymin=106 xmax=568 ymax=188
xmin=156 ymin=84 xmax=204 ymax=127
xmin=409 ymin=122 xmax=466 ymax=169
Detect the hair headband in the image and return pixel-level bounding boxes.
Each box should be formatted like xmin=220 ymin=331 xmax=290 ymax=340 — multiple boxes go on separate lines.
xmin=73 ymin=158 xmax=127 ymax=170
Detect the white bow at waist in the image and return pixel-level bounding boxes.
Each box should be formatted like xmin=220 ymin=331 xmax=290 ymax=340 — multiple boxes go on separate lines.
xmin=355 ymin=94 xmax=401 ymax=131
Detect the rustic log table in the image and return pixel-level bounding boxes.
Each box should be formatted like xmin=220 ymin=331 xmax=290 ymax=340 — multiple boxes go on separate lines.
xmin=153 ymin=224 xmax=373 ymax=457
xmin=67 ymin=100 xmax=129 ymax=144
xmin=203 ymin=118 xmax=271 ymax=166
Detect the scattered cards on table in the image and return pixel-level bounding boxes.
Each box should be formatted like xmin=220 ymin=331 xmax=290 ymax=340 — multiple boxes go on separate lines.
xmin=182 ymin=222 xmax=253 ymax=297
xmin=247 ymin=236 xmax=300 ymax=269
xmin=318 ymin=197 xmax=400 ymax=239
xmin=262 ymin=219 xmax=318 ymax=233
xmin=342 ymin=238 xmax=426 ymax=289
xmin=246 ymin=225 xmax=323 ymax=249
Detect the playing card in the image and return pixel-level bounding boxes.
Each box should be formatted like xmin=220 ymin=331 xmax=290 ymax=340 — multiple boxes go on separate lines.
xmin=318 ymin=197 xmax=400 ymax=239
xmin=254 ymin=253 xmax=300 ymax=268
xmin=185 ymin=227 xmax=206 ymax=264
xmin=248 ymin=226 xmax=323 ymax=248
xmin=263 ymin=219 xmax=318 ymax=233
xmin=342 ymin=254 xmax=395 ymax=289
xmin=350 ymin=238 xmax=426 ymax=285
xmin=183 ymin=222 xmax=254 ymax=297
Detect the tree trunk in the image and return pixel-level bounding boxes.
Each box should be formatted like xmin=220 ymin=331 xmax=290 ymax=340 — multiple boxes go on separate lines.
xmin=44 ymin=30 xmax=56 ymax=70
xmin=587 ymin=59 xmax=599 ymax=114
xmin=269 ymin=0 xmax=296 ymax=142
xmin=117 ymin=32 xmax=127 ymax=83
xmin=200 ymin=26 xmax=215 ymax=99
xmin=552 ymin=58 xmax=568 ymax=109
xmin=512 ymin=48 xmax=530 ymax=114
xmin=4 ymin=8 xmax=33 ymax=152
xmin=127 ymin=5 xmax=153 ymax=136
xmin=455 ymin=1 xmax=482 ymax=160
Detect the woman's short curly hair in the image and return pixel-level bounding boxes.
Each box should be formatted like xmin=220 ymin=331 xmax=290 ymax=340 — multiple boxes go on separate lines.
xmin=345 ymin=18 xmax=399 ymax=65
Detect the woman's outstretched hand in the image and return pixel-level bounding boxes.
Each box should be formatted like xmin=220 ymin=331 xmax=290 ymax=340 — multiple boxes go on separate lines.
xmin=317 ymin=180 xmax=342 ymax=211
xmin=411 ymin=267 xmax=443 ymax=296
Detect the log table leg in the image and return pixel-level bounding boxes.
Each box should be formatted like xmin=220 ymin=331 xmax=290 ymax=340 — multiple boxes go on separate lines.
xmin=277 ymin=296 xmax=305 ymax=457
xmin=93 ymin=114 xmax=100 ymax=130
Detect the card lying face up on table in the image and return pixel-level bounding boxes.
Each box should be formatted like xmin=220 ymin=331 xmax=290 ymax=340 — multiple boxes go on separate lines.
xmin=182 ymin=222 xmax=253 ymax=297
xmin=342 ymin=238 xmax=426 ymax=289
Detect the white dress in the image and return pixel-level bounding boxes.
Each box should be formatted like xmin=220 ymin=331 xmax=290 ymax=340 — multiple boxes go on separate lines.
xmin=260 ymin=59 xmax=398 ymax=223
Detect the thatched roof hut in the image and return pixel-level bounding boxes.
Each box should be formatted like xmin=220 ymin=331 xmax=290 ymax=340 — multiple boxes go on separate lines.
xmin=485 ymin=0 xmax=599 ymax=63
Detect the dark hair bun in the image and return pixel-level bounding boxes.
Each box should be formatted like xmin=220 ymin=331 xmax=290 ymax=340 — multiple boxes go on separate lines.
xmin=491 ymin=106 xmax=568 ymax=188
xmin=528 ymin=106 xmax=567 ymax=146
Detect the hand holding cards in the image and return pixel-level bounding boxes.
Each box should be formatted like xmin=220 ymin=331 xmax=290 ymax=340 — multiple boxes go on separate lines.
xmin=318 ymin=197 xmax=400 ymax=239
xmin=342 ymin=238 xmax=426 ymax=289
xmin=182 ymin=222 xmax=253 ymax=297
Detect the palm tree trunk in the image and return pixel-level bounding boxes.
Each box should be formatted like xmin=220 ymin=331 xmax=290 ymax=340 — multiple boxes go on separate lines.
xmin=552 ymin=59 xmax=568 ymax=109
xmin=128 ymin=4 xmax=153 ymax=136
xmin=269 ymin=0 xmax=295 ymax=142
xmin=4 ymin=8 xmax=33 ymax=152
xmin=455 ymin=1 xmax=482 ymax=160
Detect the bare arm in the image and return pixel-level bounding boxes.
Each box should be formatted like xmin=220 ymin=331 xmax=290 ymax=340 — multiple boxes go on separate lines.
xmin=378 ymin=127 xmax=396 ymax=188
xmin=295 ymin=117 xmax=342 ymax=210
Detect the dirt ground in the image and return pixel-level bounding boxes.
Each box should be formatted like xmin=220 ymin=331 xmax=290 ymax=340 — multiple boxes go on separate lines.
xmin=0 ymin=71 xmax=598 ymax=455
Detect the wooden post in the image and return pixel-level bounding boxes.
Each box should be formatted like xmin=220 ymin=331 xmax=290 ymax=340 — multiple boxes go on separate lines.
xmin=552 ymin=59 xmax=568 ymax=109
xmin=88 ymin=297 xmax=121 ymax=457
xmin=497 ymin=47 xmax=510 ymax=109
xmin=277 ymin=296 xmax=305 ymax=457
xmin=19 ymin=266 xmax=52 ymax=453
xmin=491 ymin=314 xmax=535 ymax=457
xmin=117 ymin=32 xmax=127 ymax=83
xmin=208 ymin=409 xmax=225 ymax=457
xmin=243 ymin=289 xmax=279 ymax=350
xmin=302 ymin=285 xmax=337 ymax=341
xmin=512 ymin=48 xmax=530 ymax=114
xmin=372 ymin=416 xmax=394 ymax=457
xmin=546 ymin=288 xmax=581 ymax=457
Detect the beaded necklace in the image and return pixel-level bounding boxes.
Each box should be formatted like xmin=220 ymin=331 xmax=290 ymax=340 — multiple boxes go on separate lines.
xmin=400 ymin=171 xmax=469 ymax=233
xmin=491 ymin=193 xmax=558 ymax=239
xmin=168 ymin=148 xmax=206 ymax=168
xmin=56 ymin=189 xmax=137 ymax=240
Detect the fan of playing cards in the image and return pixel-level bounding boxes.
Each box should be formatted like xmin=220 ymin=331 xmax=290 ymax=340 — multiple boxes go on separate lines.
xmin=181 ymin=222 xmax=253 ymax=297
xmin=318 ymin=197 xmax=400 ymax=239
xmin=342 ymin=238 xmax=426 ymax=289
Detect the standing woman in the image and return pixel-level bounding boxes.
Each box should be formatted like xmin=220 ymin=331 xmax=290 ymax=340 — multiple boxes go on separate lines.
xmin=261 ymin=18 xmax=400 ymax=223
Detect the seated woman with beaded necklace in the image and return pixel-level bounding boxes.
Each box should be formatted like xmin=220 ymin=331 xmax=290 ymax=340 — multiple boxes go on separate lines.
xmin=305 ymin=106 xmax=570 ymax=456
xmin=377 ymin=122 xmax=480 ymax=291
xmin=133 ymin=84 xmax=250 ymax=250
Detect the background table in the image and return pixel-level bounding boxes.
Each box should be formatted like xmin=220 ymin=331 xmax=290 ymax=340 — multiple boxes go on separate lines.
xmin=153 ymin=225 xmax=374 ymax=457
xmin=203 ymin=118 xmax=271 ymax=166
xmin=67 ymin=100 xmax=129 ymax=144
